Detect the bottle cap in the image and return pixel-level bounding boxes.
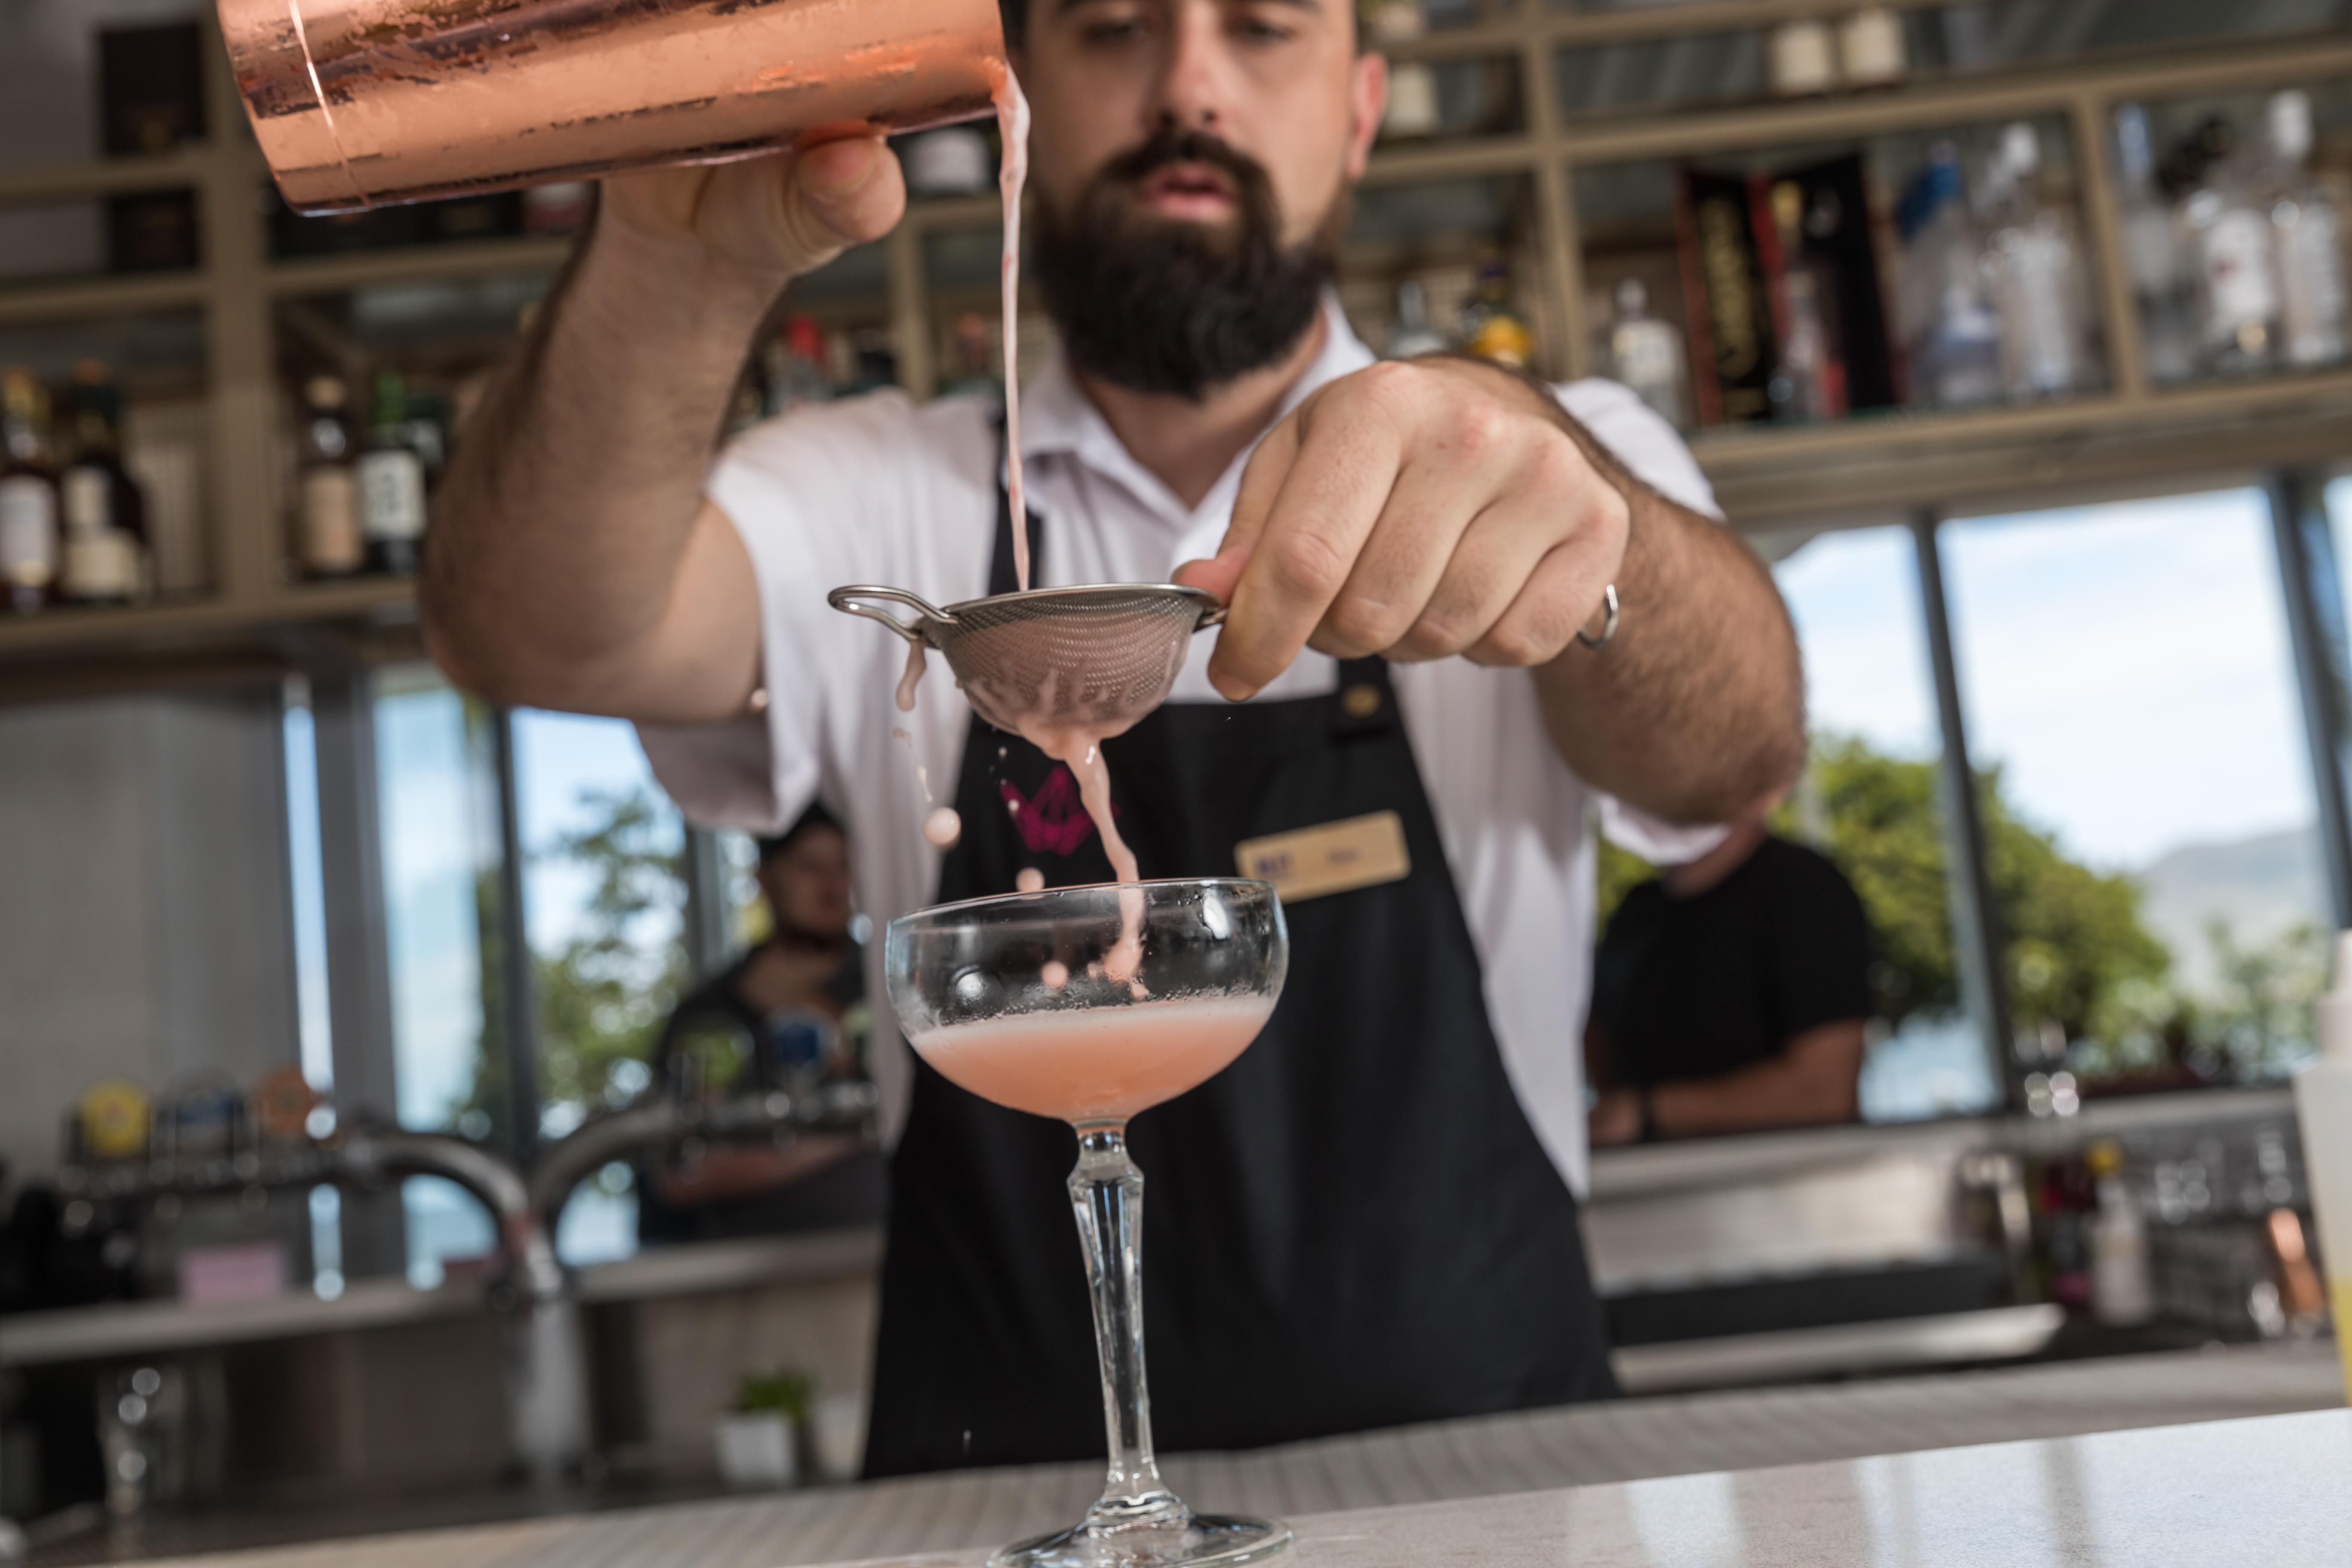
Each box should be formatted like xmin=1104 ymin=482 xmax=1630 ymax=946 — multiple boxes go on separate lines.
xmin=2271 ymin=90 xmax=2315 ymax=164
xmin=1615 ymin=278 xmax=1648 ymax=316
xmin=307 ymin=376 xmax=349 ymax=409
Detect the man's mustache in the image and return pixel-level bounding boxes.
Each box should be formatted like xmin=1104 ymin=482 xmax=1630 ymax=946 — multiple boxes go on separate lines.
xmin=1094 ymin=128 xmax=1271 ymax=196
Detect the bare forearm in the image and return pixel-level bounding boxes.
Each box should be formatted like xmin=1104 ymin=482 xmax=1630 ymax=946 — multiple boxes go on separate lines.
xmin=1651 ymin=1024 xmax=1864 ymax=1137
xmin=1537 ymin=429 xmax=1805 ymax=824
xmin=423 ymin=215 xmax=776 ymax=713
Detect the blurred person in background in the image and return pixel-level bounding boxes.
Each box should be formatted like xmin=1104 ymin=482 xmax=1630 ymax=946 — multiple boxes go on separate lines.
xmin=1586 ymin=815 xmax=1870 ymax=1145
xmin=637 ymin=804 xmax=882 ymax=1242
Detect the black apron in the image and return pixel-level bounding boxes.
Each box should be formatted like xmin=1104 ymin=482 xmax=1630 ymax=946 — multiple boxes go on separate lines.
xmin=863 ymin=458 xmax=1615 ymax=1478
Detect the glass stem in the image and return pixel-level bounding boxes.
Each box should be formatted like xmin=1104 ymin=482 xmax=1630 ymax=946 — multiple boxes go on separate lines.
xmin=1069 ymin=1123 xmax=1179 ymax=1520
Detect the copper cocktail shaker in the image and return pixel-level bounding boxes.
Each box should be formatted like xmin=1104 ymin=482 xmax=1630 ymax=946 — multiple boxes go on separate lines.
xmin=218 ymin=0 xmax=1008 ymax=214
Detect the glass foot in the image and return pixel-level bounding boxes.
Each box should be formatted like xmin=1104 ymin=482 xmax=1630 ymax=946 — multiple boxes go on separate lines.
xmin=989 ymin=1512 xmax=1291 ymax=1568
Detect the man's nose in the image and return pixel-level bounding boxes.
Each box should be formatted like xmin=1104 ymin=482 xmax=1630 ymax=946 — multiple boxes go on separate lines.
xmin=1152 ymin=0 xmax=1233 ymax=135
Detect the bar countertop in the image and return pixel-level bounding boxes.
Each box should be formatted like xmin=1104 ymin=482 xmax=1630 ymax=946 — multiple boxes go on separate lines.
xmin=52 ymin=1340 xmax=2345 ymax=1568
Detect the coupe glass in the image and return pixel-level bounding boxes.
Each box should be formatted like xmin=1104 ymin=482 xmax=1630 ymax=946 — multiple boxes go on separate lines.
xmin=885 ymin=879 xmax=1291 ymax=1568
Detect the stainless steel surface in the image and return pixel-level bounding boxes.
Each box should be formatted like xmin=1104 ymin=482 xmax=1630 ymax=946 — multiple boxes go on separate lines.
xmin=47 ymin=1343 xmax=2341 ymax=1568
xmin=829 ymin=584 xmax=1227 ymax=739
xmin=217 ymin=0 xmax=1008 ymax=213
xmin=1611 ymin=1304 xmax=2067 ymax=1395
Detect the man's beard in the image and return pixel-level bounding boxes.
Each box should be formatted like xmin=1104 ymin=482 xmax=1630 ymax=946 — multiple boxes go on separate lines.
xmin=1031 ymin=129 xmax=1344 ymax=401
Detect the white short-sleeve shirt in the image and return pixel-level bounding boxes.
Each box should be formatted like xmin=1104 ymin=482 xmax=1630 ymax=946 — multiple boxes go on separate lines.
xmin=640 ymin=299 xmax=1724 ymax=1195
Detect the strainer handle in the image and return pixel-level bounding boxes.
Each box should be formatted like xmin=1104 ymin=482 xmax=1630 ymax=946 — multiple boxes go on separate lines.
xmin=827 ymin=586 xmax=955 ymax=646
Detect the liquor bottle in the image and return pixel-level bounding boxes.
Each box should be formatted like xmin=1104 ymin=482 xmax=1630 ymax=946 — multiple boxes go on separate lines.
xmin=0 ymin=369 xmax=60 ymax=616
xmin=1896 ymin=141 xmax=2003 ymax=407
xmin=1606 ymin=280 xmax=1687 ymax=428
xmin=2267 ymin=90 xmax=2347 ymax=370
xmin=1386 ymin=280 xmax=1452 ymax=361
xmin=1837 ymin=6 xmax=1907 ymax=88
xmin=297 ymin=376 xmax=364 ymax=578
xmin=1461 ymin=262 xmax=1533 ymax=369
xmin=1978 ymin=122 xmax=2087 ymax=398
xmin=57 ymin=362 xmax=150 ymax=606
xmin=1367 ymin=0 xmax=1441 ymax=141
xmin=2086 ymin=1140 xmax=2154 ymax=1328
xmin=1766 ymin=18 xmax=1836 ymax=95
xmin=357 ymin=369 xmax=428 ymax=576
xmin=1765 ymin=181 xmax=1843 ymax=423
xmin=764 ymin=316 xmax=836 ymax=416
xmin=2113 ymin=104 xmax=2198 ymax=384
xmin=2181 ymin=115 xmax=2281 ymax=377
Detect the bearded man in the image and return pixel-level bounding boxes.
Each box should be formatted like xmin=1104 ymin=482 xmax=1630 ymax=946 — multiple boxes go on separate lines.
xmin=425 ymin=0 xmax=1806 ymax=1477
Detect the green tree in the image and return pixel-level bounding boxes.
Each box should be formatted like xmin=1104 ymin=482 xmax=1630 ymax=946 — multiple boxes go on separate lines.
xmin=456 ymin=786 xmax=691 ymax=1145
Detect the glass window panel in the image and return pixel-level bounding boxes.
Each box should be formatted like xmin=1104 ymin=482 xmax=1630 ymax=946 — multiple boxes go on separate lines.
xmin=1769 ymin=525 xmax=1996 ymax=1123
xmin=374 ymin=665 xmax=503 ymax=1286
xmin=1942 ymin=489 xmax=2328 ymax=1089
xmin=513 ymin=710 xmax=687 ymax=1267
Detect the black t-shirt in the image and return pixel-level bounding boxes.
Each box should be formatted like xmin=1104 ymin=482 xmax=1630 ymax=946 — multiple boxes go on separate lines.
xmin=635 ymin=941 xmax=881 ymax=1243
xmin=1590 ymin=836 xmax=1872 ymax=1089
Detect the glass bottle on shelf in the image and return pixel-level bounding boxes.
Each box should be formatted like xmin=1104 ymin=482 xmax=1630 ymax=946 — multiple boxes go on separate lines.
xmin=2266 ymin=89 xmax=2347 ymax=371
xmin=2181 ymin=115 xmax=2281 ymax=377
xmin=764 ymin=315 xmax=837 ymax=416
xmin=58 ymin=362 xmax=150 ymax=607
xmin=2114 ymin=104 xmax=2198 ymax=385
xmin=1460 ymin=261 xmax=1533 ymax=368
xmin=1838 ymin=6 xmax=1907 ymax=89
xmin=0 ymin=369 xmax=60 ymax=616
xmin=298 ymin=376 xmax=364 ymax=578
xmin=1767 ymin=17 xmax=1837 ymax=96
xmin=358 ymin=369 xmax=429 ymax=577
xmin=1896 ymin=141 xmax=2003 ymax=408
xmin=1387 ymin=280 xmax=1452 ymax=360
xmin=1367 ymin=0 xmax=1441 ymax=140
xmin=1606 ymin=279 xmax=1688 ymax=429
xmin=1978 ymin=122 xmax=2087 ymax=399
xmin=1766 ymin=181 xmax=1842 ymax=423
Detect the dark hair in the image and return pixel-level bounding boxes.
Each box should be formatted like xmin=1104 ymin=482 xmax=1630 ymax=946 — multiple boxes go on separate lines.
xmin=756 ymin=801 xmax=844 ymax=864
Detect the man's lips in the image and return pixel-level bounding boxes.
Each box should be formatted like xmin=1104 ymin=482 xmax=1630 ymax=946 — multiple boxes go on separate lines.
xmin=1135 ymin=162 xmax=1239 ymax=220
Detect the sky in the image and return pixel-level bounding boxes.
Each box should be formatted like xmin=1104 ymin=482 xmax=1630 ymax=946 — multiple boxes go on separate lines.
xmin=1774 ymin=485 xmax=2323 ymax=874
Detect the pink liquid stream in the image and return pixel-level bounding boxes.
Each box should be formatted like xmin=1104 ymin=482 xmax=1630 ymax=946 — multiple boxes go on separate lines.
xmin=908 ymin=994 xmax=1274 ymax=1125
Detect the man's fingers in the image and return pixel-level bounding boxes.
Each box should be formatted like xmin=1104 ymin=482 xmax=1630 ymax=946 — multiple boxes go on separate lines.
xmin=1384 ymin=498 xmax=1562 ymax=662
xmin=1464 ymin=518 xmax=1621 ymax=669
xmin=1221 ymin=413 xmax=1301 ymax=560
xmin=1172 ymin=547 xmax=1250 ymax=604
xmin=1312 ymin=450 xmax=1491 ymax=660
xmin=1208 ymin=407 xmax=1402 ymax=701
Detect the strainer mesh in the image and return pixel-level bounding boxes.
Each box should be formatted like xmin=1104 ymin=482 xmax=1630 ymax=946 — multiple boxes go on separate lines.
xmin=935 ymin=590 xmax=1210 ymax=737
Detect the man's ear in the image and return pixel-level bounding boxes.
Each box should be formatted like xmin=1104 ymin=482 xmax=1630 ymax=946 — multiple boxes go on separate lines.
xmin=1345 ymin=50 xmax=1388 ymax=181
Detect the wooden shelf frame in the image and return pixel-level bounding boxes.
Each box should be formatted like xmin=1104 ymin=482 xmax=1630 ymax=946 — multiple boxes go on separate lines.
xmin=3 ymin=9 xmax=2352 ymax=665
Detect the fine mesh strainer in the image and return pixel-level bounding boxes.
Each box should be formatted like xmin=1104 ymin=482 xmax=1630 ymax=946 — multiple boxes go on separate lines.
xmin=829 ymin=583 xmax=1226 ymax=737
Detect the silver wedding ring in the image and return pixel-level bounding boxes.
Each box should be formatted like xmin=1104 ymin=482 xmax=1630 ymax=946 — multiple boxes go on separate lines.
xmin=1577 ymin=584 xmax=1620 ymax=651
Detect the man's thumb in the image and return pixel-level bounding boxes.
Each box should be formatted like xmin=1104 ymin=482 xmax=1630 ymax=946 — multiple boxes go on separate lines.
xmin=1172 ymin=543 xmax=1251 ymax=606
xmin=789 ymin=135 xmax=900 ymax=247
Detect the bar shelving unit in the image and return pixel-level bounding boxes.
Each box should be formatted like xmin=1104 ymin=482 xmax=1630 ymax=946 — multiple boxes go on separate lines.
xmin=3 ymin=5 xmax=2352 ymax=695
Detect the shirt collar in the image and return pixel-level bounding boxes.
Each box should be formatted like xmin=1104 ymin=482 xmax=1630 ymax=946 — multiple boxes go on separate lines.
xmin=1016 ymin=294 xmax=1377 ymax=528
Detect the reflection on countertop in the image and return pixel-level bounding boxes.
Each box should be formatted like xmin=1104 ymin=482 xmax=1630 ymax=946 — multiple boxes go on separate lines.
xmin=26 ymin=1341 xmax=2343 ymax=1568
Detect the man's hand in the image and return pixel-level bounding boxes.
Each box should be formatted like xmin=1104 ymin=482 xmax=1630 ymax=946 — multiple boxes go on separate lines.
xmin=600 ymin=134 xmax=907 ymax=287
xmin=1174 ymin=357 xmax=1622 ymax=701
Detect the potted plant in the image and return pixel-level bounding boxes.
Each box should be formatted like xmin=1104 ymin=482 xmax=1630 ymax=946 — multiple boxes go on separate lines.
xmin=715 ymin=1369 xmax=814 ymax=1490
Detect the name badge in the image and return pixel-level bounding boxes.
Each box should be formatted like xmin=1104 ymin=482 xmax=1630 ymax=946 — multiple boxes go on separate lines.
xmin=1234 ymin=812 xmax=1411 ymax=904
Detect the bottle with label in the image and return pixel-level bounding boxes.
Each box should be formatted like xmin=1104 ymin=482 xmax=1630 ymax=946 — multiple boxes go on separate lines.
xmin=1460 ymin=261 xmax=1534 ymax=369
xmin=1605 ymin=280 xmax=1688 ymax=428
xmin=1387 ymin=279 xmax=1452 ymax=360
xmin=1978 ymin=122 xmax=2088 ymax=399
xmin=2294 ymin=932 xmax=2352 ymax=1402
xmin=0 ymin=369 xmax=61 ymax=616
xmin=58 ymin=362 xmax=150 ymax=607
xmin=2085 ymin=1139 xmax=2155 ymax=1327
xmin=2182 ymin=115 xmax=2282 ymax=376
xmin=1367 ymin=0 xmax=1441 ymax=141
xmin=2266 ymin=90 xmax=2347 ymax=371
xmin=2114 ymin=104 xmax=2199 ymax=385
xmin=297 ymin=376 xmax=364 ymax=577
xmin=1838 ymin=6 xmax=1907 ymax=88
xmin=358 ymin=369 xmax=429 ymax=576
xmin=764 ymin=315 xmax=836 ymax=416
xmin=1896 ymin=141 xmax=2003 ymax=408
xmin=1766 ymin=181 xmax=1844 ymax=423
